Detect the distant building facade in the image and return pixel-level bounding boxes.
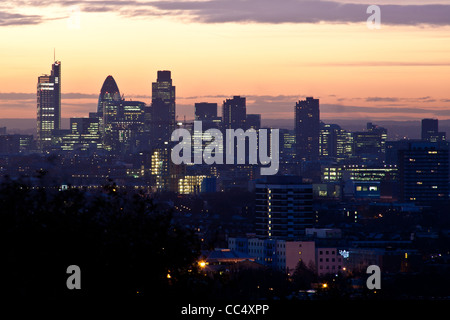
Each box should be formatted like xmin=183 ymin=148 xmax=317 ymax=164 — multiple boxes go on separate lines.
xmin=295 ymin=97 xmax=320 ymax=161
xmin=398 ymin=141 xmax=449 ymax=204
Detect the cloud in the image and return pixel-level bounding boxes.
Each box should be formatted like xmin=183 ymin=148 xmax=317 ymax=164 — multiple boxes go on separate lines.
xmin=321 ymin=104 xmax=450 ymax=117
xmin=0 ymin=92 xmax=35 ymax=100
xmin=366 ymin=97 xmax=399 ymax=102
xmin=141 ymin=0 xmax=450 ymax=26
xmin=63 ymin=93 xmax=98 ymax=99
xmin=5 ymin=0 xmax=450 ymax=26
xmin=309 ymin=61 xmax=450 ymax=67
xmin=0 ymin=92 xmax=98 ymax=100
xmin=364 ymin=96 xmax=440 ymax=103
xmin=0 ymin=11 xmax=43 ymax=26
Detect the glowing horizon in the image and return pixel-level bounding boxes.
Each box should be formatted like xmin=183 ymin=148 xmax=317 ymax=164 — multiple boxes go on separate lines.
xmin=1 ymin=0 xmax=450 ymax=121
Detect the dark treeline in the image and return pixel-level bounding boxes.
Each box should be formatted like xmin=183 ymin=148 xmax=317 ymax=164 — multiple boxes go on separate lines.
xmin=0 ymin=174 xmax=200 ymax=299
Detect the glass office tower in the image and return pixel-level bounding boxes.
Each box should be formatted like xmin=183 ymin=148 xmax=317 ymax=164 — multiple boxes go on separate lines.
xmin=37 ymin=61 xmax=61 ymax=150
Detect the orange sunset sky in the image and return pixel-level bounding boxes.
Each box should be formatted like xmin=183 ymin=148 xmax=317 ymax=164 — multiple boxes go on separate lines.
xmin=1 ymin=0 xmax=450 ymax=122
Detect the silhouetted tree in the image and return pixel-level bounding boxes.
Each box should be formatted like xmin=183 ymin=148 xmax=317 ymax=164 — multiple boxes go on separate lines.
xmin=292 ymin=261 xmax=317 ymax=290
xmin=0 ymin=176 xmax=200 ymax=299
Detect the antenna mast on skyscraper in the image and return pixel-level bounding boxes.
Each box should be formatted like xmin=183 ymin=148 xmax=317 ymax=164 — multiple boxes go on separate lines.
xmin=54 ymin=48 xmax=55 ymax=62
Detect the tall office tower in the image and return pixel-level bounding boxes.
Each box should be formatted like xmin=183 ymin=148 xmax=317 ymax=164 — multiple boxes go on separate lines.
xmin=222 ymin=96 xmax=246 ymax=130
xmin=37 ymin=61 xmax=61 ymax=150
xmin=97 ymin=75 xmax=121 ymax=118
xmin=280 ymin=129 xmax=296 ymax=163
xmin=295 ymin=97 xmax=320 ymax=161
xmin=353 ymin=122 xmax=387 ymax=163
xmin=421 ymin=118 xmax=446 ymax=142
xmin=336 ymin=129 xmax=353 ymax=161
xmin=398 ymin=141 xmax=449 ymax=204
xmin=97 ymin=76 xmax=121 ymax=150
xmin=151 ymin=70 xmax=176 ymax=146
xmin=255 ymin=176 xmax=313 ymax=239
xmin=117 ymin=100 xmax=146 ymax=153
xmin=319 ymin=122 xmax=342 ymax=158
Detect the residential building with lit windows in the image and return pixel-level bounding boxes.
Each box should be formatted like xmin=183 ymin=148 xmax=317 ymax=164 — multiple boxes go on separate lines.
xmin=228 ymin=236 xmax=345 ymax=276
xmin=317 ymin=248 xmax=343 ymax=277
xmin=255 ymin=176 xmax=313 ymax=239
xmin=398 ymin=141 xmax=449 ymax=204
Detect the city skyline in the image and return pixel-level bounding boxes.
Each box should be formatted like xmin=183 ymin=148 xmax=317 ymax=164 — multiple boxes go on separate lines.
xmin=1 ymin=1 xmax=450 ymax=121
xmin=1 ymin=1 xmax=450 ymax=302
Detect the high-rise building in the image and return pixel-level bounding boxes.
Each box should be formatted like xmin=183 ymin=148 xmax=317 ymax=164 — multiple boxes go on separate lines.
xmin=55 ymin=117 xmax=101 ymax=152
xmin=336 ymin=129 xmax=353 ymax=161
xmin=319 ymin=122 xmax=341 ymax=158
xmin=97 ymin=75 xmax=121 ymax=118
xmin=37 ymin=61 xmax=61 ymax=150
xmin=353 ymin=122 xmax=387 ymax=163
xmin=398 ymin=141 xmax=449 ymax=204
xmin=255 ymin=176 xmax=313 ymax=239
xmin=280 ymin=129 xmax=296 ymax=163
xmin=96 ymin=76 xmax=147 ymax=153
xmin=295 ymin=97 xmax=320 ymax=161
xmin=97 ymin=76 xmax=121 ymax=150
xmin=222 ymin=96 xmax=246 ymax=130
xmin=421 ymin=118 xmax=446 ymax=142
xmin=195 ymin=102 xmax=221 ymax=130
xmin=151 ymin=71 xmax=176 ymax=147
xmin=0 ymin=134 xmax=34 ymax=154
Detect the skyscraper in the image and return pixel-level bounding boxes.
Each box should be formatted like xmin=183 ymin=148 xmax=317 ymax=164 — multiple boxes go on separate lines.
xmin=255 ymin=176 xmax=313 ymax=239
xmin=151 ymin=71 xmax=176 ymax=147
xmin=319 ymin=122 xmax=341 ymax=158
xmin=353 ymin=122 xmax=387 ymax=163
xmin=97 ymin=76 xmax=121 ymax=151
xmin=295 ymin=97 xmax=320 ymax=161
xmin=97 ymin=75 xmax=121 ymax=119
xmin=222 ymin=96 xmax=246 ymax=130
xmin=37 ymin=61 xmax=61 ymax=150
